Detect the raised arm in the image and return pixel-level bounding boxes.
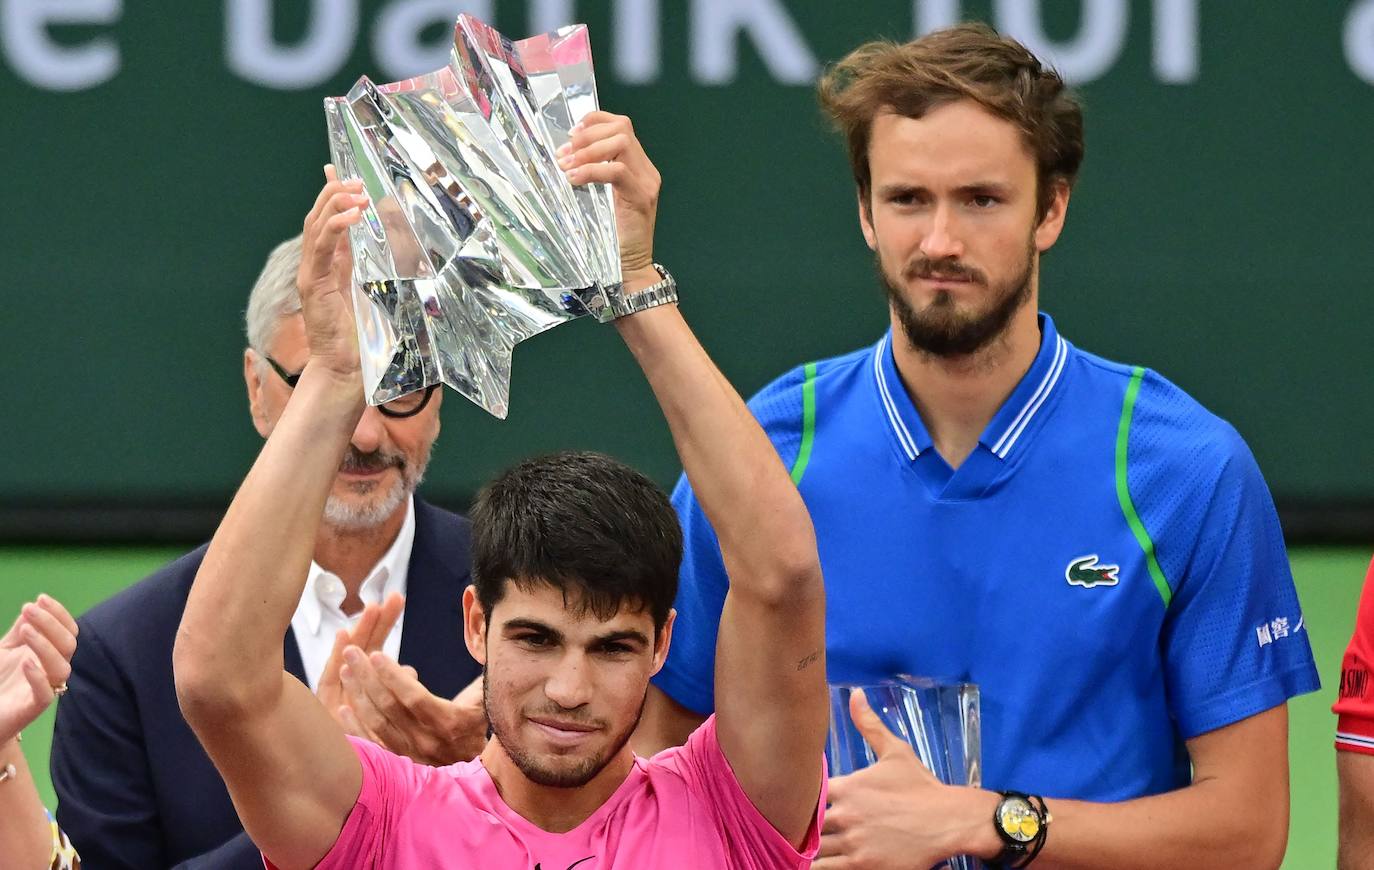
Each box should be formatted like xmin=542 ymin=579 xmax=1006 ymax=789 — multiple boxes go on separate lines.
xmin=561 ymin=112 xmax=827 ymax=847
xmin=172 ymin=170 xmax=371 ymax=870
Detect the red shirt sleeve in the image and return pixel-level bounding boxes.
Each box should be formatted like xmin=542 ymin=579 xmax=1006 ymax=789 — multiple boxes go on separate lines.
xmin=1334 ymin=556 xmax=1374 ymax=755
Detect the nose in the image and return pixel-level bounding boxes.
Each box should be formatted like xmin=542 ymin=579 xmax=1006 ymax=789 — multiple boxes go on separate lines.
xmin=349 ymin=405 xmax=388 ymax=455
xmin=919 ymin=202 xmax=964 ymax=261
xmin=544 ymin=652 xmax=594 ymax=710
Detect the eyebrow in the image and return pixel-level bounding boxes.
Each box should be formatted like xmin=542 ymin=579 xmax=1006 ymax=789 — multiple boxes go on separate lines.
xmin=876 ymin=181 xmax=1014 ymax=198
xmin=501 ymin=619 xmax=650 ymax=649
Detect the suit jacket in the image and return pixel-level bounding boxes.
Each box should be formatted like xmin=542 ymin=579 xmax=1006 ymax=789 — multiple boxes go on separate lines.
xmin=51 ymin=499 xmax=480 ymax=869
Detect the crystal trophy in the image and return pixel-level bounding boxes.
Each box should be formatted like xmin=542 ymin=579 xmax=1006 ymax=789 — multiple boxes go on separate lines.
xmin=324 ymin=14 xmax=622 ymax=419
xmin=828 ymin=677 xmax=983 ymax=870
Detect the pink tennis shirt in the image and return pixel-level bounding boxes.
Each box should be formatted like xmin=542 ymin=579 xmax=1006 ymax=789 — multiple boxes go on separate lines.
xmin=266 ymin=715 xmax=823 ymax=869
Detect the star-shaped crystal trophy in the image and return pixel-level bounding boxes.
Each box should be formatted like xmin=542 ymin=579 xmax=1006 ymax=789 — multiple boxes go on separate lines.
xmin=324 ymin=14 xmax=622 ymax=419
xmin=828 ymin=677 xmax=984 ymax=870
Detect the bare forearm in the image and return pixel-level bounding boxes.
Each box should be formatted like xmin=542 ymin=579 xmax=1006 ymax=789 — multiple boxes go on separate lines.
xmin=614 ymin=304 xmax=819 ymax=598
xmin=1030 ymin=779 xmax=1286 ymax=870
xmin=0 ymin=739 xmax=53 ymax=870
xmin=176 ymin=367 xmax=361 ymax=705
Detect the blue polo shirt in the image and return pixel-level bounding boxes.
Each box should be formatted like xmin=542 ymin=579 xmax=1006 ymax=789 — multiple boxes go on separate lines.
xmin=654 ymin=313 xmax=1320 ymax=800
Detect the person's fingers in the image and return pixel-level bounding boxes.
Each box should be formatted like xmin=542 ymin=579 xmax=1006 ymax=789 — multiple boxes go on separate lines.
xmin=19 ymin=623 xmax=71 ymax=686
xmin=342 ymin=654 xmax=410 ymax=735
xmin=318 ymin=629 xmax=351 ymax=696
xmin=560 ymin=131 xmax=632 ymax=169
xmin=347 ymin=605 xmax=382 ymax=649
xmin=337 ymin=704 xmax=379 ymax=743
xmin=567 ymin=160 xmax=631 ymax=188
xmin=565 ymin=115 xmax=654 ymax=172
xmin=21 ymin=601 xmax=76 ymax=660
xmin=401 ymin=665 xmax=419 ymax=681
xmin=302 ymin=170 xmax=359 ymax=251
xmin=810 ymin=838 xmax=850 ymax=867
xmin=302 ymin=188 xmax=367 ymax=290
xmin=35 ymin=595 xmax=78 ymax=639
xmin=848 ymin=689 xmax=909 ymax=761
xmin=824 ymin=772 xmax=850 ymax=805
xmin=362 ymin=593 xmax=404 ymax=651
xmin=370 ymin=653 xmax=435 ymax=717
xmin=22 ymin=657 xmax=54 ymax=709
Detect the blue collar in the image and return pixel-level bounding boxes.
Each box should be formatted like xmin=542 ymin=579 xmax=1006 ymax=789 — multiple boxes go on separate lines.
xmin=872 ymin=313 xmax=1070 ymax=463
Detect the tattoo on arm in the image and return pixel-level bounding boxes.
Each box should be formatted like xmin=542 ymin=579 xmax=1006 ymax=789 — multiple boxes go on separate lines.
xmin=796 ymin=651 xmax=820 ymax=671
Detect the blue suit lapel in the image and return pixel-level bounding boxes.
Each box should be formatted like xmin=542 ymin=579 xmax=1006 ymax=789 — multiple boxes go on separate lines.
xmin=397 ymin=499 xmax=479 ymax=700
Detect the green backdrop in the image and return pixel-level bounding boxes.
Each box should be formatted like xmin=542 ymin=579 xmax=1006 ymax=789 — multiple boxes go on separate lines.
xmin=3 ymin=2 xmax=1372 ymax=524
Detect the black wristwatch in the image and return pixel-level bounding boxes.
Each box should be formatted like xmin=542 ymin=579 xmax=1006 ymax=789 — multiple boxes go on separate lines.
xmin=991 ymin=790 xmax=1051 ymax=868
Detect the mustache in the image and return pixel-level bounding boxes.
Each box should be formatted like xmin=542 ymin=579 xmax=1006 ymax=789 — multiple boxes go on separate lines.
xmin=905 ymin=256 xmax=986 ymax=285
xmin=338 ymin=447 xmax=404 ymax=474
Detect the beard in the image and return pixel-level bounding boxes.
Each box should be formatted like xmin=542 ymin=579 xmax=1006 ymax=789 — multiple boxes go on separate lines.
xmin=880 ymin=239 xmax=1036 ymax=359
xmin=323 ymin=443 xmax=431 ymax=531
xmin=484 ymin=669 xmax=647 ymax=789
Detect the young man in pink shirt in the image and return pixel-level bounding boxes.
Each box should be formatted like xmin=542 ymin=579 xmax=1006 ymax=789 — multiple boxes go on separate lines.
xmin=173 ymin=111 xmax=828 ymax=869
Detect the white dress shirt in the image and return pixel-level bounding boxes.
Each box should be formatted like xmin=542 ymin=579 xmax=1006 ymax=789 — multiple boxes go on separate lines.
xmin=291 ymin=497 xmax=415 ymax=691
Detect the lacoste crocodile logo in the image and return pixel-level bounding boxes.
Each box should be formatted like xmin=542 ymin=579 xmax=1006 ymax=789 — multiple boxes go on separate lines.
xmin=1066 ymin=555 xmax=1120 ymax=588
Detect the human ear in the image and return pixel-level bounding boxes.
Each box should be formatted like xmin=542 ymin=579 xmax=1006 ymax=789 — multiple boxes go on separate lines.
xmin=857 ymin=189 xmax=878 ymax=251
xmin=1034 ymin=178 xmax=1071 ymax=253
xmin=243 ymin=350 xmax=271 ymax=438
xmin=462 ymin=585 xmax=489 ymax=666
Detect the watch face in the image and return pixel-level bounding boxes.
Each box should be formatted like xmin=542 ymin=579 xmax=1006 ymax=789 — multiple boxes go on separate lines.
xmin=998 ymin=797 xmax=1041 ymax=843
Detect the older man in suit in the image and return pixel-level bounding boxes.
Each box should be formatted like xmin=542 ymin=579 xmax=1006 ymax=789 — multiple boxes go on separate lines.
xmin=50 ymin=236 xmax=484 ymax=869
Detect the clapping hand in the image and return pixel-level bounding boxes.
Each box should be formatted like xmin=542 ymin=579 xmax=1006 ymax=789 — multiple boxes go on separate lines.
xmin=317 ymin=593 xmax=405 ymax=722
xmin=0 ymin=596 xmax=78 ymax=743
xmin=339 ymin=659 xmax=487 ymax=766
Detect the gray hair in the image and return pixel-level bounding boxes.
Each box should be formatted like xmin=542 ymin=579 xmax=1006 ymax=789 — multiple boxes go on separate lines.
xmin=244 ymin=235 xmax=304 ymax=355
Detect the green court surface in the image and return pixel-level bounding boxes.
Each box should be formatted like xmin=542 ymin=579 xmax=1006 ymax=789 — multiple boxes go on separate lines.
xmin=1 ymin=545 xmax=1366 ymax=866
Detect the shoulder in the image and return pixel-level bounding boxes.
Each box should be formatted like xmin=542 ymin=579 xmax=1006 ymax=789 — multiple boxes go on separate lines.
xmin=412 ymin=498 xmax=473 ymax=569
xmin=414 ymin=499 xmax=471 ymax=537
xmin=741 ymin=343 xmax=879 ymax=461
xmin=78 ymin=544 xmax=209 ymax=649
xmin=1102 ymin=357 xmax=1258 ymax=488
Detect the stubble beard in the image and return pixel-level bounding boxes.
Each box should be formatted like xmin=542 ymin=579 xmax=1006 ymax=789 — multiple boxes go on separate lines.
xmin=323 ymin=444 xmax=431 ymax=532
xmin=483 ymin=667 xmax=647 ymax=789
xmin=881 ymin=238 xmax=1036 ymax=360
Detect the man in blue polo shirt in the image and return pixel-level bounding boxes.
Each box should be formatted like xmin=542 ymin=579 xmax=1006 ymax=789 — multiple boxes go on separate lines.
xmin=635 ymin=22 xmax=1319 ymax=869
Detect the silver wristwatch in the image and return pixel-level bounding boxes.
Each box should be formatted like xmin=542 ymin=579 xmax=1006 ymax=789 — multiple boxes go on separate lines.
xmin=608 ymin=263 xmax=678 ymax=319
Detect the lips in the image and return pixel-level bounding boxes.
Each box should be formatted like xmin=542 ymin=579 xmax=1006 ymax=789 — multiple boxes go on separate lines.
xmin=528 ymin=717 xmax=600 ymax=747
xmin=339 ymin=466 xmax=389 ymax=477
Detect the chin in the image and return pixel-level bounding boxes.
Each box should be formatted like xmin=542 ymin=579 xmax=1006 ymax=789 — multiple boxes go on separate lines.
xmin=518 ymin=748 xmax=610 ymax=789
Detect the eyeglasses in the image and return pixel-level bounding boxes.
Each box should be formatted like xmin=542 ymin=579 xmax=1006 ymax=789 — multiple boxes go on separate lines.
xmin=263 ymin=355 xmax=438 ymax=419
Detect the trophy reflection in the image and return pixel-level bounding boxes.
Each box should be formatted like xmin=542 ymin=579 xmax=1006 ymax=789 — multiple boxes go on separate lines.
xmin=828 ymin=677 xmax=983 ymax=870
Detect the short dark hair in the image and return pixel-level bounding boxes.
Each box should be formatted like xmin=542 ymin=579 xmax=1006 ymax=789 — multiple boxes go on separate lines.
xmin=818 ymin=22 xmax=1084 ymax=218
xmin=469 ymin=450 xmax=682 ymax=631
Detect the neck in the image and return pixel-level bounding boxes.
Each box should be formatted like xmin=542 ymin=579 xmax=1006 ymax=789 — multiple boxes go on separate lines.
xmin=312 ymin=502 xmax=408 ymax=613
xmin=890 ymin=301 xmax=1041 ymax=470
xmin=479 ymin=737 xmax=636 ymax=833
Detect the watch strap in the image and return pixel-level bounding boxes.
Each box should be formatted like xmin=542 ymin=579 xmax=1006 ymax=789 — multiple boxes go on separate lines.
xmin=607 ymin=263 xmax=677 ymax=319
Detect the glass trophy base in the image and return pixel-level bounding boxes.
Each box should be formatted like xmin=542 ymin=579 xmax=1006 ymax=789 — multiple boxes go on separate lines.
xmin=828 ymin=676 xmax=983 ymax=870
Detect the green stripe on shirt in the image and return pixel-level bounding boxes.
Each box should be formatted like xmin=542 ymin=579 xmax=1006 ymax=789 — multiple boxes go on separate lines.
xmin=1115 ymin=366 xmax=1173 ymax=607
xmin=790 ymin=362 xmax=818 ymax=485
